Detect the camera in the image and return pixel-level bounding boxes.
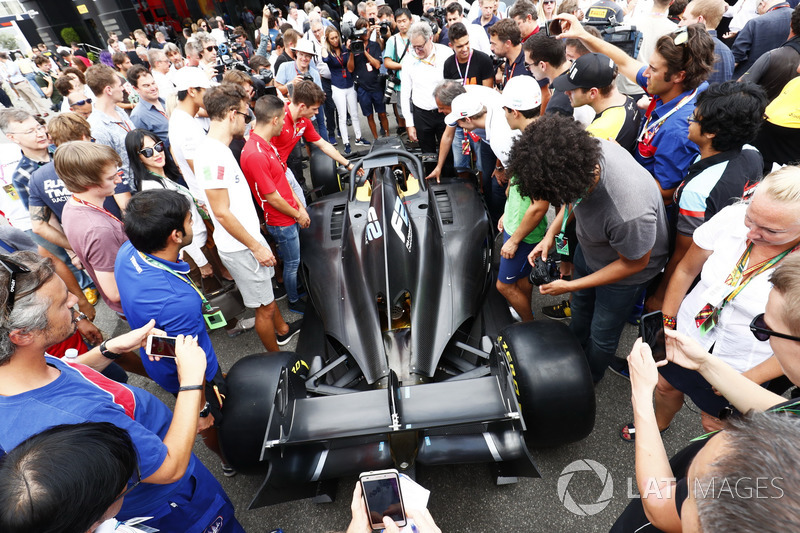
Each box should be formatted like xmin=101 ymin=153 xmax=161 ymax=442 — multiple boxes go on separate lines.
xmin=490 ymin=54 xmax=506 ymax=71
xmin=379 ymin=21 xmax=393 ymax=38
xmin=350 ymin=28 xmax=367 ymax=54
xmin=341 ymin=21 xmax=356 ymax=41
xmin=383 ymin=72 xmax=399 ymax=103
xmin=424 ymin=7 xmax=446 ymax=34
xmin=301 ymin=72 xmax=314 ymax=82
xmin=528 ymin=256 xmax=560 ymax=286
xmin=254 ymin=67 xmax=274 ymax=84
xmin=266 ymin=3 xmax=280 ymax=18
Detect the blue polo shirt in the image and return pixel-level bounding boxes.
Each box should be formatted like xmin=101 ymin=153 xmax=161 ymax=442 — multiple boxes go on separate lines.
xmin=130 ymin=97 xmax=171 ymax=147
xmin=634 ymin=67 xmax=706 ymax=192
xmin=114 ymin=241 xmax=218 ymax=393
xmin=28 ymin=161 xmax=129 ymax=221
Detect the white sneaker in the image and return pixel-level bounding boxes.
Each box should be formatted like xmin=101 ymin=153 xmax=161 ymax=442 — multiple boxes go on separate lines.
xmin=227 ymin=317 xmax=255 ymax=337
xmin=509 ymin=307 xmax=522 ymax=322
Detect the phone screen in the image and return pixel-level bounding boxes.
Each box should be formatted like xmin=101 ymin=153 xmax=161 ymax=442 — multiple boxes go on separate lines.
xmin=148 ymin=336 xmax=177 ymax=358
xmin=362 ymin=475 xmax=404 ymax=526
xmin=640 ymin=311 xmax=667 ymax=362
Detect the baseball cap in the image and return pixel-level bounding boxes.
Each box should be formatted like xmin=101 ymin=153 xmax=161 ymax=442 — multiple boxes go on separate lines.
xmin=173 ymin=67 xmax=212 ymax=91
xmin=444 ymin=93 xmax=485 ymax=126
xmin=500 ymin=76 xmax=543 ymax=111
xmin=552 ymin=53 xmax=616 ymax=92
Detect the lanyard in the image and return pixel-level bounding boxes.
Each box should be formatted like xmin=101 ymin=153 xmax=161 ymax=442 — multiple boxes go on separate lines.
xmin=455 ymin=52 xmax=473 ymax=85
xmin=417 ymin=52 xmax=436 ymax=67
xmin=560 ymin=199 xmax=581 ymax=234
xmin=637 ymin=88 xmax=697 ymax=145
xmin=333 ymin=50 xmax=347 ymax=77
xmin=147 ymin=171 xmax=210 ymax=219
xmin=72 ymin=196 xmax=121 ymax=223
xmin=722 ymin=242 xmax=799 ymax=306
xmin=137 ymin=251 xmax=214 ymax=313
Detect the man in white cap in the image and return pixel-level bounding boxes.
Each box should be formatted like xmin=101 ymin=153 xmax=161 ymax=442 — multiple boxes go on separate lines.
xmin=274 ymin=38 xmax=330 ymax=142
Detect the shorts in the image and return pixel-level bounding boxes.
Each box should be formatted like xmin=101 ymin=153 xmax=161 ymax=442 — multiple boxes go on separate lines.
xmin=218 ymin=237 xmax=275 ymax=309
xmin=357 ymin=86 xmax=386 ymax=116
xmin=497 ymin=231 xmax=537 ymax=284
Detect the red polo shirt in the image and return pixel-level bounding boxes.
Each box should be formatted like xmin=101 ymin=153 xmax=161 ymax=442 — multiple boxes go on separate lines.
xmin=271 ymin=102 xmax=321 ymax=164
xmin=241 ymin=132 xmax=299 ymax=227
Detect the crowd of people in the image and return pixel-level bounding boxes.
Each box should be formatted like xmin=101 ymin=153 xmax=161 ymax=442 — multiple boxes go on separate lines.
xmin=0 ymin=0 xmax=800 ymax=530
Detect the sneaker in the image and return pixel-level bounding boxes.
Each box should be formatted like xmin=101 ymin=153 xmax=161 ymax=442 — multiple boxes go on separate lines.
xmin=396 ymin=126 xmax=406 ymax=135
xmin=221 ymin=462 xmax=237 ymax=477
xmin=542 ymin=300 xmax=571 ymax=320
xmin=329 ymin=138 xmax=338 ymax=147
xmin=276 ymin=322 xmax=301 ymax=346
xmin=608 ymin=358 xmax=630 ymax=380
xmin=344 ymin=143 xmax=351 ymax=155
xmin=227 ymin=317 xmax=256 ymax=338
xmin=346 ymin=117 xmax=352 ymax=126
xmin=379 ymin=127 xmax=387 ymax=136
xmin=354 ymin=137 xmax=371 ymax=146
xmin=273 ymin=282 xmax=287 ymax=301
xmin=509 ymin=306 xmax=522 ymax=322
xmin=288 ymin=299 xmax=306 ymax=315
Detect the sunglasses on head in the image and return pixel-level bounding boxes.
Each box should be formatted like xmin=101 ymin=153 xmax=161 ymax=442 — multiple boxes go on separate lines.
xmin=0 ymin=257 xmax=31 ymax=314
xmin=672 ymin=26 xmax=689 ymax=46
xmin=70 ymin=98 xmax=92 ymax=107
xmin=138 ymin=141 xmax=165 ymax=158
xmin=750 ymin=313 xmax=800 ymax=343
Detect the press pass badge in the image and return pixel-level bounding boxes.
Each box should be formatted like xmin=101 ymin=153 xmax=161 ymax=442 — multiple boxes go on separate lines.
xmin=555 ymin=234 xmax=569 ymax=256
xmin=203 ymin=305 xmax=227 ymax=330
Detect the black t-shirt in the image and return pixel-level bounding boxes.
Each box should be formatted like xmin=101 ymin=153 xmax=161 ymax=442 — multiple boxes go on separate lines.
xmin=546 ymin=73 xmax=573 ymax=117
xmin=502 ymin=49 xmax=532 ymax=88
xmin=274 ymin=51 xmax=292 ymax=75
xmin=352 ymin=41 xmax=383 ymax=92
xmin=443 ymin=49 xmax=495 ymax=86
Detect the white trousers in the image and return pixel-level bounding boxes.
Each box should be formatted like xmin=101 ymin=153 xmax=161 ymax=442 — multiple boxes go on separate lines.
xmin=331 ymin=84 xmax=361 ymax=144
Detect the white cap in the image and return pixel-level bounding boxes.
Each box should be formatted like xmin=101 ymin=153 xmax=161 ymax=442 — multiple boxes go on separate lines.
xmin=291 ymin=38 xmax=318 ymax=57
xmin=501 ymin=76 xmax=543 ymax=111
xmin=173 ymin=67 xmax=212 ymax=91
xmin=444 ymin=92 xmax=485 ymax=126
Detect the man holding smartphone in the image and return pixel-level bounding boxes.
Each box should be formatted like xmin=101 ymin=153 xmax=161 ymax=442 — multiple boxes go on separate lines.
xmin=0 ymin=251 xmax=245 ymax=532
xmin=115 ymin=189 xmax=234 ymax=476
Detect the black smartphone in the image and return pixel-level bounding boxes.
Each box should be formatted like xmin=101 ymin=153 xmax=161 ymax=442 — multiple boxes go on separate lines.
xmin=359 ymin=469 xmax=406 ymax=530
xmin=145 ymin=335 xmax=177 ymax=358
xmin=548 ymin=19 xmax=563 ymax=37
xmin=640 ymin=310 xmax=667 ymax=362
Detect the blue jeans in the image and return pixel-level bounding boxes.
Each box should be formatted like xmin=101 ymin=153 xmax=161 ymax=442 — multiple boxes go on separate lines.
xmin=267 ymin=223 xmax=301 ymax=303
xmin=569 ymin=245 xmax=648 ymax=382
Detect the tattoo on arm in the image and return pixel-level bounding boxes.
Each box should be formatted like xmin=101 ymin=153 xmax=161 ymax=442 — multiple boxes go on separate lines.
xmin=30 ymin=205 xmax=52 ymax=224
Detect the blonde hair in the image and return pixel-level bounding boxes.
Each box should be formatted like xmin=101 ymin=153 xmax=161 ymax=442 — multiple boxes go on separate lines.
xmin=54 ymin=141 xmax=122 ymax=193
xmin=770 ymin=254 xmax=800 ymax=336
xmin=758 ymin=166 xmax=800 ymax=205
xmin=47 ymin=112 xmax=91 ymax=147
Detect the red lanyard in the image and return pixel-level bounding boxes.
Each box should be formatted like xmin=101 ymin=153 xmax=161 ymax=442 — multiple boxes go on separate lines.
xmin=333 ymin=50 xmax=347 ymax=78
xmin=116 ymin=120 xmax=131 ymax=133
xmin=72 ymin=196 xmax=121 ymax=223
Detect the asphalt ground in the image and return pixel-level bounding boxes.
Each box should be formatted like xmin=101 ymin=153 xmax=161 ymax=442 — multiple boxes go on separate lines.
xmin=91 ymin=117 xmax=706 ymax=532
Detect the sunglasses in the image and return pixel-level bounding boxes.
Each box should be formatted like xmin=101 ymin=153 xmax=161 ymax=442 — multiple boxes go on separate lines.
xmin=113 ymin=465 xmax=142 ymax=504
xmin=672 ymin=26 xmax=689 ymax=46
xmin=205 ymin=46 xmax=216 ymax=52
xmin=138 ymin=141 xmax=165 ymax=158
xmin=235 ymin=110 xmax=252 ymax=124
xmin=0 ymin=257 xmax=32 ymax=314
xmin=70 ymin=98 xmax=92 ymax=107
xmin=750 ymin=313 xmax=800 ymax=343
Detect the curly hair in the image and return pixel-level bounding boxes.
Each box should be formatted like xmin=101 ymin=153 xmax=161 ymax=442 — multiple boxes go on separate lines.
xmin=695 ymin=81 xmax=767 ymax=152
xmin=507 ymin=114 xmax=601 ymax=205
xmin=655 ymin=24 xmax=714 ymax=91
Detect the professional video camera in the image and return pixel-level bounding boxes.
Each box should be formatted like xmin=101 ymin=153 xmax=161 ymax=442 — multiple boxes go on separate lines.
xmin=350 ymin=27 xmax=368 ymax=54
xmin=422 ymin=7 xmax=446 ymax=34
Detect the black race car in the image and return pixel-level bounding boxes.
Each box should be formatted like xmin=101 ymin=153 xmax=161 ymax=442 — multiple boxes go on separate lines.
xmin=219 ymin=139 xmax=596 ymax=509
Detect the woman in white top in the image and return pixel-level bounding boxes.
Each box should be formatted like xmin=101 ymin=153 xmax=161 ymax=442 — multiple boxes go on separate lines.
xmin=125 ymin=129 xmax=211 ymax=276
xmin=623 ymin=166 xmax=800 ymax=440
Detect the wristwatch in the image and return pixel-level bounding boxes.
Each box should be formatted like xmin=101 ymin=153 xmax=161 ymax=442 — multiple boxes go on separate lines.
xmin=99 ymin=340 xmax=123 ymax=360
xmin=199 ymin=401 xmax=211 ymax=418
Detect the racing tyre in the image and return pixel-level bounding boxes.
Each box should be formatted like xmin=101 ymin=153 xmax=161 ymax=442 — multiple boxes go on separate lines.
xmin=218 ymin=351 xmax=304 ymax=474
xmin=498 ymin=321 xmax=595 ymax=448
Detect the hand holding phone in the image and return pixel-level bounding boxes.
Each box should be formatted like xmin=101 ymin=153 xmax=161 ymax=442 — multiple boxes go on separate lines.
xmin=640 ymin=310 xmax=667 ymax=362
xmin=359 ymin=469 xmax=407 ymax=530
xmin=146 ymin=334 xmax=178 ymax=359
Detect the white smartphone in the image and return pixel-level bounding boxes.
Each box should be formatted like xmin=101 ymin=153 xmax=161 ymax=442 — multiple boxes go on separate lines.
xmin=145 ymin=335 xmax=178 ymax=358
xmin=359 ymin=469 xmax=407 ymax=530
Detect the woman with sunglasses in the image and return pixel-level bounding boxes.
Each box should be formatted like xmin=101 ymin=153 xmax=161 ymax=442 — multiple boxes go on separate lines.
xmin=125 ymin=129 xmax=212 ymax=278
xmin=622 ymin=166 xmax=800 ymax=441
xmin=538 ymin=0 xmax=557 ymax=23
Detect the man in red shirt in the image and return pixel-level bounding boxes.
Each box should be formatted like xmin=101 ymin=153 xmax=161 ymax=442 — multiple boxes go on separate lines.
xmin=272 ymin=80 xmax=355 ymax=206
xmin=241 ymin=95 xmax=311 ymax=315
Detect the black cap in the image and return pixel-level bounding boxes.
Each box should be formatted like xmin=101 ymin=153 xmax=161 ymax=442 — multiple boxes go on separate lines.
xmin=552 ymin=53 xmax=616 ymax=91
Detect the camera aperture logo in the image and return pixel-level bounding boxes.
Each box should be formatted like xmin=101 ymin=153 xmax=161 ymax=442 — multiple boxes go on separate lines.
xmin=557 ymin=459 xmax=614 ymax=516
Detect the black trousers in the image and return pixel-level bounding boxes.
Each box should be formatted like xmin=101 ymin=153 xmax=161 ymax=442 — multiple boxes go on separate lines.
xmin=413 ymin=104 xmax=454 ymax=173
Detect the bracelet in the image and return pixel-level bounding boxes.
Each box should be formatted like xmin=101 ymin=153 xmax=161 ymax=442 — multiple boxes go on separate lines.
xmin=76 ymin=312 xmax=88 ymax=322
xmin=99 ymin=340 xmax=123 ymax=360
xmin=179 ymin=385 xmax=204 ymax=392
xmin=663 ymin=314 xmax=677 ymax=329
xmin=495 ymin=166 xmax=503 ymax=171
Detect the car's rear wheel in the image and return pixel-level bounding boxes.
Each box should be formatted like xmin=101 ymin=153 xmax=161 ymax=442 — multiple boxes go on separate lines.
xmin=218 ymin=351 xmax=305 ymax=474
xmin=497 ymin=321 xmax=595 ymax=448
